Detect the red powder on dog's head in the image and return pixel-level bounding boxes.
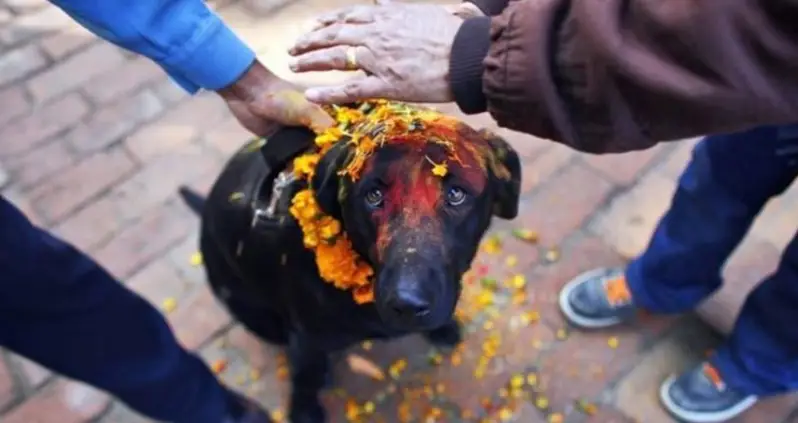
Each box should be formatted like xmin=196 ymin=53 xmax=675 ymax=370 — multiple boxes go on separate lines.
xmin=289 ymin=100 xmax=511 ymax=304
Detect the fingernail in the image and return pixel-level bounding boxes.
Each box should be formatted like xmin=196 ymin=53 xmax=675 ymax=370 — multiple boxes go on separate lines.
xmin=305 ymin=88 xmax=321 ymax=102
xmin=288 ymin=60 xmax=298 ymax=71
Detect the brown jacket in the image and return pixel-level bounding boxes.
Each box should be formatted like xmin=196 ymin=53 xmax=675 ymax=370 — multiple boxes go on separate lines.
xmin=450 ymin=0 xmax=798 ymax=153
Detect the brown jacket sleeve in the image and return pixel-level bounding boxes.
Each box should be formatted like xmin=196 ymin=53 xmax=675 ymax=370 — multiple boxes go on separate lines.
xmin=449 ymin=0 xmax=798 ymax=153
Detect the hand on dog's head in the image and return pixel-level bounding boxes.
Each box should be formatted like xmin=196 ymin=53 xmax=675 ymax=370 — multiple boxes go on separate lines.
xmin=311 ymin=122 xmax=521 ymax=331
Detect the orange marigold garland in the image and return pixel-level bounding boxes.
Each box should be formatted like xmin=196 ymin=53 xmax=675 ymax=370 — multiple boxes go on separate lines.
xmin=288 ymin=100 xmax=465 ymax=304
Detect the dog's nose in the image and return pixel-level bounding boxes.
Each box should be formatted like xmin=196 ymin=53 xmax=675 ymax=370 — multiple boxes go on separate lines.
xmin=387 ymin=289 xmax=431 ymax=320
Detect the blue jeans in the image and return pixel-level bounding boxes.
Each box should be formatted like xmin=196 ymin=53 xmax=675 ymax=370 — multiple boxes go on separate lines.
xmin=0 ymin=198 xmax=228 ymax=422
xmin=627 ymin=125 xmax=798 ymax=396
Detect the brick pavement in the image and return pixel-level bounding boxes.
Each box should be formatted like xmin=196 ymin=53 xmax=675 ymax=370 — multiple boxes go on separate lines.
xmin=2 ymin=0 xmax=798 ymax=422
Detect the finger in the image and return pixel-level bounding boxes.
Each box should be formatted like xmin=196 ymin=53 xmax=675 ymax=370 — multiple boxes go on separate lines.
xmin=304 ymin=76 xmax=392 ymax=104
xmin=290 ymin=23 xmax=374 ymax=56
xmin=289 ymin=46 xmax=375 ymax=73
xmin=302 ymin=104 xmax=337 ymax=132
xmin=249 ymin=90 xmax=335 ymax=132
xmin=309 ymin=5 xmax=378 ymax=31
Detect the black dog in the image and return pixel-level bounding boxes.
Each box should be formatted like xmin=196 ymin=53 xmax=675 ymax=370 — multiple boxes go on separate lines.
xmin=179 ymin=104 xmax=521 ymax=423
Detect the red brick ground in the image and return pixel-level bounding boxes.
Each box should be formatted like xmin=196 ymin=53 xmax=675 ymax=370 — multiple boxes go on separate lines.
xmin=2 ymin=1 xmax=798 ymax=422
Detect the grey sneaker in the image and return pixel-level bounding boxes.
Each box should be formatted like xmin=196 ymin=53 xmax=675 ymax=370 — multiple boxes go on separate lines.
xmin=558 ymin=267 xmax=638 ymax=328
xmin=660 ymin=362 xmax=757 ymax=423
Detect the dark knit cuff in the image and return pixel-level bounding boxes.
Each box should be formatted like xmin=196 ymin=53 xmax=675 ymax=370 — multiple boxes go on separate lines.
xmin=449 ymin=16 xmax=491 ymax=115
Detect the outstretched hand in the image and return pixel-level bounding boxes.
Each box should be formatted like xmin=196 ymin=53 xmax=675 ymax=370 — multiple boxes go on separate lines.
xmin=288 ymin=1 xmax=477 ymax=104
xmin=218 ymin=61 xmax=335 ymax=136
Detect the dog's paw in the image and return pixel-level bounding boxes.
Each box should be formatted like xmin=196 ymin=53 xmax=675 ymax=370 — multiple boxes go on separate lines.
xmin=289 ymin=398 xmax=327 ymax=423
xmin=424 ymin=320 xmax=463 ymax=347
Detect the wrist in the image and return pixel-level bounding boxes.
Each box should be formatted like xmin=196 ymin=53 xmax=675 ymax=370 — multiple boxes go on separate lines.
xmin=217 ymin=60 xmax=279 ymax=102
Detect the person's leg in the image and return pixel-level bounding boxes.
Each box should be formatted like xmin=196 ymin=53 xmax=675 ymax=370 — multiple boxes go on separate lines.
xmin=0 ymin=197 xmax=271 ymax=423
xmin=659 ymin=226 xmax=798 ymax=422
xmin=560 ymin=126 xmax=798 ymax=328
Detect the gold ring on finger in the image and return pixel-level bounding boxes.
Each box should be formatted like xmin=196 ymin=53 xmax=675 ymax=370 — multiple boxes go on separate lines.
xmin=345 ymin=47 xmax=358 ymax=71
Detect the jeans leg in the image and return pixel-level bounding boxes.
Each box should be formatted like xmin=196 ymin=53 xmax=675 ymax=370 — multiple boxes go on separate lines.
xmin=0 ymin=197 xmax=229 ymax=423
xmin=627 ymin=126 xmax=798 ymax=313
xmin=711 ymin=229 xmax=798 ymax=395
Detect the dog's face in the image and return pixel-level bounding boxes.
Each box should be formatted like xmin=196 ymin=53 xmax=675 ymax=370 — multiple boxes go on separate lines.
xmin=311 ymin=121 xmax=521 ymax=331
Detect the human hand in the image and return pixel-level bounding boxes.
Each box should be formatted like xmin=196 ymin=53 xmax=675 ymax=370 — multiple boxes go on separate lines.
xmin=217 ymin=60 xmax=335 ymax=136
xmin=287 ymin=1 xmax=466 ymax=104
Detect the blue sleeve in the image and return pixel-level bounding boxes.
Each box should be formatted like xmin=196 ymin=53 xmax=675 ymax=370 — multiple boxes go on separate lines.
xmin=48 ymin=0 xmax=256 ymax=94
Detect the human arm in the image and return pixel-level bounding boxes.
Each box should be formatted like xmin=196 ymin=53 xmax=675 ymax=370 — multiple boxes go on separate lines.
xmin=49 ymin=0 xmax=333 ymax=134
xmin=451 ymin=0 xmax=798 ymax=153
xmin=289 ymin=0 xmax=798 ymax=153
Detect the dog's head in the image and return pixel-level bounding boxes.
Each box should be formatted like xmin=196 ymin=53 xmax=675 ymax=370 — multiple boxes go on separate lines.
xmin=309 ymin=105 xmax=521 ymax=331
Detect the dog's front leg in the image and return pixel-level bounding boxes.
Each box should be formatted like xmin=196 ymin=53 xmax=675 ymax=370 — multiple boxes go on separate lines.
xmin=288 ymin=335 xmax=330 ymax=423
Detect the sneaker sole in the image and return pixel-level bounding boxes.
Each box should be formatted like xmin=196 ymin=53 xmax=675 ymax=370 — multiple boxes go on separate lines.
xmin=558 ymin=268 xmax=626 ymax=329
xmin=659 ymin=375 xmax=758 ymax=423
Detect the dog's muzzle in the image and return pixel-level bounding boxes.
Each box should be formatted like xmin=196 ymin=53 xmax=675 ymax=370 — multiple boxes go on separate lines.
xmin=376 ymin=262 xmax=452 ymax=330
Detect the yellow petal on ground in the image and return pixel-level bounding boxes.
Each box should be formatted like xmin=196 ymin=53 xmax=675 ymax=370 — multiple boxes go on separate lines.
xmin=276 ymin=366 xmax=289 ymax=380
xmin=161 ymin=297 xmax=177 ymax=313
xmin=482 ymin=236 xmax=502 ymax=254
xmin=548 ymin=412 xmax=564 ymax=423
xmin=576 ymin=400 xmax=599 ymax=416
xmin=211 ymin=359 xmax=227 ymax=374
xmin=480 ymin=277 xmax=498 ymax=290
xmin=347 ymin=354 xmax=386 ymax=381
xmin=536 ymin=396 xmax=549 ymax=409
xmin=608 ymin=336 xmax=619 ymax=349
xmin=270 ymin=409 xmax=285 ymax=422
xmin=521 ymin=310 xmax=540 ymax=325
xmin=544 ymin=248 xmax=560 ymax=263
xmin=190 ymin=252 xmax=203 ymax=266
xmin=505 ymin=255 xmax=518 ymax=267
xmin=511 ymin=228 xmax=539 ymax=243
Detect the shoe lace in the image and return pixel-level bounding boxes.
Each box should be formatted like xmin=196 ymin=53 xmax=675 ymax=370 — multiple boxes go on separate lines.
xmin=702 ymin=362 xmax=727 ymax=391
xmin=603 ymin=275 xmax=632 ymax=307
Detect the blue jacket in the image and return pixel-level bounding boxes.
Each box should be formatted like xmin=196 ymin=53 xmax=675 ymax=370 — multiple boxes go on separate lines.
xmin=50 ymin=0 xmax=256 ymax=94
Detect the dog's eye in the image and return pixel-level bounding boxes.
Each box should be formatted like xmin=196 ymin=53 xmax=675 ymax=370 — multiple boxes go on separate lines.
xmin=446 ymin=186 xmax=467 ymax=206
xmin=364 ymin=188 xmax=384 ymax=208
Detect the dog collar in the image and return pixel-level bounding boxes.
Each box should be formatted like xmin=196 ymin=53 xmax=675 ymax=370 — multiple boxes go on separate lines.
xmin=230 ymin=128 xmax=317 ymax=259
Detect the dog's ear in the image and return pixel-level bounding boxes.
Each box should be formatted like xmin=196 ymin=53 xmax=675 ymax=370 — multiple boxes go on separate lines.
xmin=478 ymin=129 xmax=522 ymax=219
xmin=310 ymin=141 xmax=351 ymax=221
